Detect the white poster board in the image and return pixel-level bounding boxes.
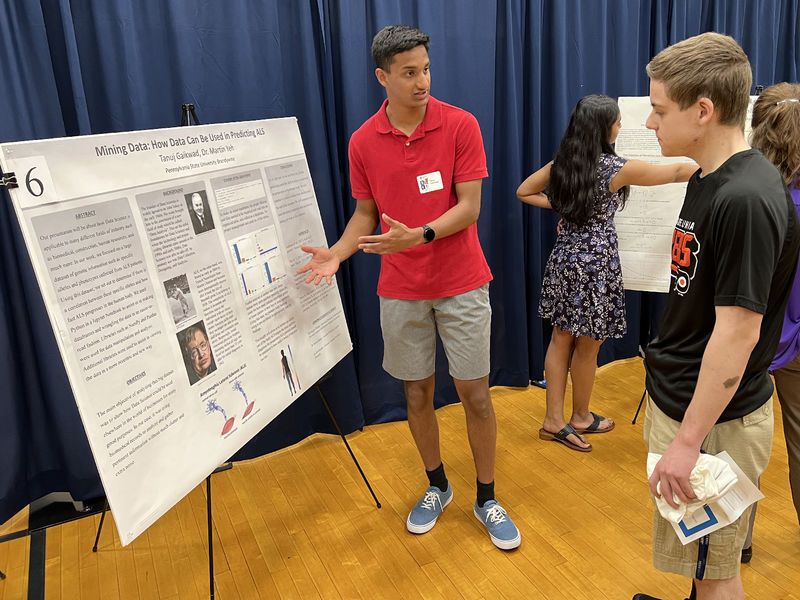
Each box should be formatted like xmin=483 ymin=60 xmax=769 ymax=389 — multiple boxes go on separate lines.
xmin=614 ymin=97 xmax=694 ymax=292
xmin=0 ymin=118 xmax=352 ymax=545
xmin=614 ymin=96 xmax=757 ymax=292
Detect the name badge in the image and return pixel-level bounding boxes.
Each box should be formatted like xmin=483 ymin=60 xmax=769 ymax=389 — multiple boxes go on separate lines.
xmin=416 ymin=171 xmax=443 ymax=194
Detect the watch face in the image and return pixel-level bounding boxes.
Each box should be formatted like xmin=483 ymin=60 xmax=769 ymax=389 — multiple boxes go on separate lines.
xmin=423 ymin=225 xmax=435 ymax=242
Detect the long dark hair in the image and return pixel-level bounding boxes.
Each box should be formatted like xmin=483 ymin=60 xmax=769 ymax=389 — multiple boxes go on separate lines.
xmin=550 ymin=94 xmax=628 ymax=225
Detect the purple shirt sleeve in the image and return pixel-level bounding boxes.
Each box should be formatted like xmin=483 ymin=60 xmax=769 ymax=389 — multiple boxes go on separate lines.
xmin=770 ymin=182 xmax=800 ymax=370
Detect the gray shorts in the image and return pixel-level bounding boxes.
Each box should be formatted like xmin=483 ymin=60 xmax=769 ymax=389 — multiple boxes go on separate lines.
xmin=379 ymin=283 xmax=491 ymax=381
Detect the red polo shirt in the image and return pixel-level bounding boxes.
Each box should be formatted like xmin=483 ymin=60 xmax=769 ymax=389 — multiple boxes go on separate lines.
xmin=349 ymin=96 xmax=492 ymax=300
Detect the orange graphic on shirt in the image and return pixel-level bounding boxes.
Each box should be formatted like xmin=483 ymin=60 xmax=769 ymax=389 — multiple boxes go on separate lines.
xmin=670 ymin=228 xmax=700 ymax=295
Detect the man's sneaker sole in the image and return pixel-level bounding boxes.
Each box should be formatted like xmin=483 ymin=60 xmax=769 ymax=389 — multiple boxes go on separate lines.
xmin=406 ymin=492 xmax=453 ymax=534
xmin=473 ymin=506 xmax=521 ymax=550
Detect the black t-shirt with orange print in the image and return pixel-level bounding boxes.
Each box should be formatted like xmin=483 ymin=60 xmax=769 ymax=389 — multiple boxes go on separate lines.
xmin=646 ymin=149 xmax=800 ymax=423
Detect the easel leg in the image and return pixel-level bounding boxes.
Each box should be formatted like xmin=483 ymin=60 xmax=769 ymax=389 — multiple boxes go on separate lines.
xmin=27 ymin=529 xmax=45 ymax=600
xmin=207 ymin=475 xmax=214 ymax=600
xmin=89 ymin=476 xmax=218 ymax=600
xmin=315 ymin=383 xmax=381 ymax=508
xmin=632 ymin=389 xmax=647 ymax=424
xmin=92 ymin=499 xmax=109 ymax=552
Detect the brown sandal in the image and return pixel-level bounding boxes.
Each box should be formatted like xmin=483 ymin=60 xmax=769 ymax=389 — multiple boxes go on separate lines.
xmin=538 ymin=424 xmax=592 ymax=452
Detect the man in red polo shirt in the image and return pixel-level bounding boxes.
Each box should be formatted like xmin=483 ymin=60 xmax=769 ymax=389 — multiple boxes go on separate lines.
xmin=298 ymin=25 xmax=520 ymax=550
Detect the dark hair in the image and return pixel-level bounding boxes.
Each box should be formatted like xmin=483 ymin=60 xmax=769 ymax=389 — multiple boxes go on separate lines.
xmin=549 ymin=94 xmax=627 ymax=225
xmin=371 ymin=25 xmax=430 ymax=71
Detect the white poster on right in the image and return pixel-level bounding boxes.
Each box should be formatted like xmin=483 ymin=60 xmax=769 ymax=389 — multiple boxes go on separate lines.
xmin=615 ymin=96 xmax=757 ymax=292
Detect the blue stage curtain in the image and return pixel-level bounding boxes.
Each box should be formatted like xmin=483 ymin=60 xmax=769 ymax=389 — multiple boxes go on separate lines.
xmin=1 ymin=0 xmax=798 ymax=526
xmin=0 ymin=0 xmax=366 ymax=524
xmin=0 ymin=0 xmax=103 ymax=529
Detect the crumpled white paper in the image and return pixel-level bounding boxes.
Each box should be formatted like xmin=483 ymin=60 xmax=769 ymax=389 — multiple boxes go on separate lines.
xmin=646 ymin=452 xmax=739 ymax=523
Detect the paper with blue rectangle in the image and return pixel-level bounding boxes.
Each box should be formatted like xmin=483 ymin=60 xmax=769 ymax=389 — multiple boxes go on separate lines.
xmin=671 ymin=451 xmax=763 ymax=545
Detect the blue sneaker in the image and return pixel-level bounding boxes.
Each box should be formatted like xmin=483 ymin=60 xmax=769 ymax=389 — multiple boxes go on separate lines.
xmin=406 ymin=486 xmax=453 ymax=534
xmin=473 ymin=500 xmax=521 ymax=549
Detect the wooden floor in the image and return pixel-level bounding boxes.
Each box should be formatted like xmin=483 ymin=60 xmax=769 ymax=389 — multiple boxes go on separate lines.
xmin=2 ymin=358 xmax=799 ymax=599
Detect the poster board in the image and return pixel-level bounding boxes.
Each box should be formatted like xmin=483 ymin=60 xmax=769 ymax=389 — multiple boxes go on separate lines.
xmin=614 ymin=96 xmax=757 ymax=292
xmin=0 ymin=118 xmax=352 ymax=545
xmin=614 ymin=96 xmax=694 ymax=292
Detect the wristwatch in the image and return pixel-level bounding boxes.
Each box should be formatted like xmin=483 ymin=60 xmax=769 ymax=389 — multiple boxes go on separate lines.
xmin=422 ymin=224 xmax=436 ymax=244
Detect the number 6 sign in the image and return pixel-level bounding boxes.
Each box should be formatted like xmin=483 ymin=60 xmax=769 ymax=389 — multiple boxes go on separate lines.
xmin=4 ymin=156 xmax=57 ymax=208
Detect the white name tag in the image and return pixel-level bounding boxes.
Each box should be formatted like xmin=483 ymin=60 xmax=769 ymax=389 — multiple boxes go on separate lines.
xmin=416 ymin=171 xmax=443 ymax=194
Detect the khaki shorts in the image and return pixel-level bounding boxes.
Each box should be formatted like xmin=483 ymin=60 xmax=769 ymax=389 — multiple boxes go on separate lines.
xmin=379 ymin=283 xmax=491 ymax=381
xmin=644 ymin=395 xmax=773 ymax=580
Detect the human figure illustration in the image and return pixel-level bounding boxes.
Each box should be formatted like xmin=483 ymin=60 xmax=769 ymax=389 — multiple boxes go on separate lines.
xmin=280 ymin=349 xmax=295 ymax=395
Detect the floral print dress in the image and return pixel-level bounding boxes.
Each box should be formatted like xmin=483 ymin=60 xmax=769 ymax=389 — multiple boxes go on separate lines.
xmin=538 ymin=153 xmax=628 ymax=340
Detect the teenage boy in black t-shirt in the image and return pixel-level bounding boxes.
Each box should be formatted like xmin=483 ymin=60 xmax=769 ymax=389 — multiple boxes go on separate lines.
xmin=634 ymin=33 xmax=800 ymax=600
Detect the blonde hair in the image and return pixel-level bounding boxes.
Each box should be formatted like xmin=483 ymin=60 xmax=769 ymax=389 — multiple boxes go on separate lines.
xmin=646 ymin=32 xmax=752 ymax=128
xmin=750 ymin=82 xmax=800 ymax=185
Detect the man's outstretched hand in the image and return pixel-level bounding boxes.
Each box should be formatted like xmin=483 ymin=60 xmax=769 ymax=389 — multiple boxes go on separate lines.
xmin=297 ymin=245 xmax=341 ymax=285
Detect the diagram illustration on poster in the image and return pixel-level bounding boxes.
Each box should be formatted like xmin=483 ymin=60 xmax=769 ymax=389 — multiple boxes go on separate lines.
xmin=206 ymin=398 xmax=235 ymax=436
xmin=233 ymin=379 xmax=255 ymax=418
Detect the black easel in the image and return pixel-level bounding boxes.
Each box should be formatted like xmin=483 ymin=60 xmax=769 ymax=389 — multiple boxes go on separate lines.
xmin=90 ymin=372 xmax=382 ymax=600
xmin=206 ymin=476 xmax=214 ymax=599
xmin=204 ymin=462 xmax=231 ymax=600
xmin=91 ymin=462 xmax=231 ymax=600
xmin=92 ymin=104 xmax=379 ymax=600
xmin=632 ymin=389 xmax=647 ymax=424
xmin=1 ymin=171 xmax=18 ymax=583
xmin=4 ymin=103 xmax=381 ymax=599
xmin=180 ymin=101 xmax=215 ymax=600
xmin=181 ymin=103 xmax=200 ymax=126
xmin=632 ymin=345 xmax=648 ymax=424
xmin=92 ymin=100 xmax=220 ymax=596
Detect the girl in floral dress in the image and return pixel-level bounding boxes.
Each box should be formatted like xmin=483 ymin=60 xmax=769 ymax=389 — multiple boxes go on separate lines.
xmin=517 ymin=94 xmax=696 ymax=452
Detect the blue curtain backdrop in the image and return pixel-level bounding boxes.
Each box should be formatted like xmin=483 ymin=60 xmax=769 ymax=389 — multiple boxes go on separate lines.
xmin=1 ymin=0 xmax=798 ymax=526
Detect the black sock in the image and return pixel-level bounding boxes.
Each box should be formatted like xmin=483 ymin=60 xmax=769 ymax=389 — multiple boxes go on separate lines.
xmin=476 ymin=479 xmax=495 ymax=507
xmin=425 ymin=463 xmax=448 ymax=493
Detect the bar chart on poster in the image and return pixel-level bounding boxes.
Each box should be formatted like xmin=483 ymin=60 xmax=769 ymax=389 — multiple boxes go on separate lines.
xmin=0 ymin=118 xmax=352 ymax=545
